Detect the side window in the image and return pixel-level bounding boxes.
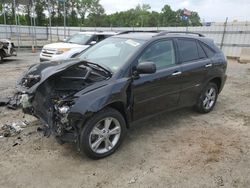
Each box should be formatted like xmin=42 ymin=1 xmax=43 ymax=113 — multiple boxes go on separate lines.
xmin=89 ymin=35 xmax=98 ymax=44
xmin=138 ymin=40 xmax=176 ymax=69
xmin=97 ymin=35 xmax=105 ymax=42
xmin=200 ymin=42 xmax=216 ymax=58
xmin=178 ymin=39 xmax=199 ymax=62
xmin=104 ymin=35 xmax=112 ymax=39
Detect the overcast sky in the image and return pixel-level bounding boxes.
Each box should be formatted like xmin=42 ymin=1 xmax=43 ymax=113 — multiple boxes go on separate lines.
xmin=100 ymin=0 xmax=250 ymax=22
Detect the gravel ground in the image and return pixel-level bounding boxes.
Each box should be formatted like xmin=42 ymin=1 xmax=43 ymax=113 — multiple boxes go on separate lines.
xmin=0 ymin=52 xmax=250 ymax=188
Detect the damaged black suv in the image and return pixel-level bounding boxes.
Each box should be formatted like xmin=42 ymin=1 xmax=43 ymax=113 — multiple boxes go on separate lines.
xmin=17 ymin=31 xmax=227 ymax=159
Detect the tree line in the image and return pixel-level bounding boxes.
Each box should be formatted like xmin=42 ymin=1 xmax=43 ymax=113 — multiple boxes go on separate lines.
xmin=0 ymin=0 xmax=202 ymax=27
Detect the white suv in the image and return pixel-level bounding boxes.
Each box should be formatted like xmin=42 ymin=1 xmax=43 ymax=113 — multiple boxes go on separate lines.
xmin=40 ymin=31 xmax=117 ymax=62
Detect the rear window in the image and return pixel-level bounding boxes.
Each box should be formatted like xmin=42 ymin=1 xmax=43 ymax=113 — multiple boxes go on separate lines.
xmin=197 ymin=42 xmax=207 ymax=59
xmin=177 ymin=39 xmax=199 ymax=62
xmin=200 ymin=42 xmax=216 ymax=58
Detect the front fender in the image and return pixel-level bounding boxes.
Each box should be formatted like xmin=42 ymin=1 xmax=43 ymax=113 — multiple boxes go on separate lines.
xmin=68 ymin=78 xmax=131 ymax=121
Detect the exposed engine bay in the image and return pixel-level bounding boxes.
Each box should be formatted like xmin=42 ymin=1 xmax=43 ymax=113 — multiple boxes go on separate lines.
xmin=0 ymin=39 xmax=17 ymax=61
xmin=17 ymin=60 xmax=111 ymax=140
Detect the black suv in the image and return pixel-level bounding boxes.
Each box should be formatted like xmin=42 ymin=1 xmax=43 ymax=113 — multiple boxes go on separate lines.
xmin=17 ymin=31 xmax=227 ymax=159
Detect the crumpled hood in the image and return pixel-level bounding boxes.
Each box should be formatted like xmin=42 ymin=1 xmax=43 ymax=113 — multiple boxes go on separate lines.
xmin=43 ymin=42 xmax=88 ymax=49
xmin=17 ymin=58 xmax=83 ymax=93
xmin=16 ymin=58 xmax=110 ymax=95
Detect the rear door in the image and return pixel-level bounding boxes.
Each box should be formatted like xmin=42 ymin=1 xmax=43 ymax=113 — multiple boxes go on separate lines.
xmin=132 ymin=39 xmax=182 ymax=120
xmin=177 ymin=38 xmax=213 ymax=107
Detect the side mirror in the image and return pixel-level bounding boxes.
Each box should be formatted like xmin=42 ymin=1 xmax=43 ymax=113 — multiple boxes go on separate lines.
xmin=136 ymin=62 xmax=156 ymax=75
xmin=90 ymin=41 xmax=97 ymax=45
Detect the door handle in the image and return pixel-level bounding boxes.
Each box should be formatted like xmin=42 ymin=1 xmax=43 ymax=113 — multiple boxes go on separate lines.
xmin=172 ymin=71 xmax=182 ymax=76
xmin=205 ymin=63 xmax=212 ymax=68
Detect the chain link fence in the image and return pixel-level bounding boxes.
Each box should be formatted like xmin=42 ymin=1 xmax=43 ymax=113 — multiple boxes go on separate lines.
xmin=1 ymin=21 xmax=250 ymax=57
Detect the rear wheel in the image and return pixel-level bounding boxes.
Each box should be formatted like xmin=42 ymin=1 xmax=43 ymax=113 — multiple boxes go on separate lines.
xmin=80 ymin=108 xmax=126 ymax=159
xmin=195 ymin=82 xmax=218 ymax=113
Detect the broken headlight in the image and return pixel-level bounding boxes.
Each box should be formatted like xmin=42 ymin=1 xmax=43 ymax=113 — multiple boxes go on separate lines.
xmin=21 ymin=74 xmax=41 ymax=88
xmin=58 ymin=106 xmax=70 ymax=114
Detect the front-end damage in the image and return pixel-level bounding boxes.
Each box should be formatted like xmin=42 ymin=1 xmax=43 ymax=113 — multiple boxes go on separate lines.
xmin=17 ymin=59 xmax=112 ymax=145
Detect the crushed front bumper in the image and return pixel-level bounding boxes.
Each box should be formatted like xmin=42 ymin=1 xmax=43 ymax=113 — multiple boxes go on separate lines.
xmin=19 ymin=92 xmax=79 ymax=143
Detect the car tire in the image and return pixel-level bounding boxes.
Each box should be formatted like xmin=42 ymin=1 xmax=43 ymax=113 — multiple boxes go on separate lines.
xmin=80 ymin=107 xmax=126 ymax=159
xmin=194 ymin=82 xmax=218 ymax=113
xmin=0 ymin=52 xmax=3 ymax=63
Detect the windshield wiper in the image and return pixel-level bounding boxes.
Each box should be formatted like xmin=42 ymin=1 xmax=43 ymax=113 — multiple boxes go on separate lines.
xmin=83 ymin=61 xmax=112 ymax=77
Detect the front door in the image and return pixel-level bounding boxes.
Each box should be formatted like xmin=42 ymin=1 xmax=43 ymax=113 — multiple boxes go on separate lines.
xmin=132 ymin=40 xmax=182 ymax=120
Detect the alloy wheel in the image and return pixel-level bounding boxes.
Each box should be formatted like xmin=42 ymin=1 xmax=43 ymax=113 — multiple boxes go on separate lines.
xmin=203 ymin=87 xmax=216 ymax=110
xmin=89 ymin=117 xmax=121 ymax=154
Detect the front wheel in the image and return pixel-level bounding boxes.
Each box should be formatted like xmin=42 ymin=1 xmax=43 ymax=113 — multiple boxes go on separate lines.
xmin=80 ymin=108 xmax=126 ymax=159
xmin=194 ymin=82 xmax=218 ymax=113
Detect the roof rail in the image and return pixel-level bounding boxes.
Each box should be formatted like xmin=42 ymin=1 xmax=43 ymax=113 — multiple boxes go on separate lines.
xmin=154 ymin=31 xmax=205 ymax=37
xmin=118 ymin=30 xmax=159 ymax=35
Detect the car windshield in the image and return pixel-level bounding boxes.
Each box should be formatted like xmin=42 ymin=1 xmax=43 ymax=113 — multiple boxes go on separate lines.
xmin=65 ymin=33 xmax=92 ymax=45
xmin=79 ymin=37 xmax=145 ymax=72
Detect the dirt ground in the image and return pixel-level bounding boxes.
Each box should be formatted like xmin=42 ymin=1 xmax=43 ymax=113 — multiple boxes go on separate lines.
xmin=0 ymin=52 xmax=250 ymax=188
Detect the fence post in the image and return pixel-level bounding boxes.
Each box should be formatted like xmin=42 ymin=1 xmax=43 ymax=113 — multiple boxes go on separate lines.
xmin=220 ymin=17 xmax=228 ymax=50
xmin=13 ymin=0 xmax=20 ymax=51
xmin=46 ymin=26 xmax=49 ymax=40
xmin=3 ymin=4 xmax=7 ymax=38
xmin=33 ymin=20 xmax=37 ymax=49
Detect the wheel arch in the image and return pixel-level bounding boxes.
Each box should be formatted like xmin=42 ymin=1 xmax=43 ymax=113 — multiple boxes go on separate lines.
xmin=209 ymin=77 xmax=222 ymax=93
xmin=105 ymin=101 xmax=129 ymax=129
